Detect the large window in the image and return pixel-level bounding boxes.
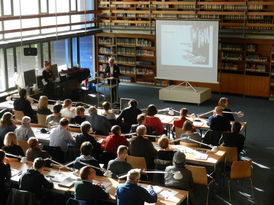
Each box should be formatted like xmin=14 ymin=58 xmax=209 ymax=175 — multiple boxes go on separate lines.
xmin=79 ymin=35 xmax=94 ymax=75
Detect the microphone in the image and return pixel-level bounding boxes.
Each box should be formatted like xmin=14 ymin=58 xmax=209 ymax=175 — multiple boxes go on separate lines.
xmin=223 ymin=111 xmax=244 ymax=118
xmin=75 ymin=160 xmax=112 ymax=178
xmin=45 ymin=158 xmax=74 ymax=172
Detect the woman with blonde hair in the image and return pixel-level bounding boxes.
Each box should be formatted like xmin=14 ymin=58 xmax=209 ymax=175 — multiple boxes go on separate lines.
xmin=37 ymin=95 xmax=52 ymax=115
xmin=2 ymin=132 xmax=24 ymax=157
xmin=0 ymin=112 xmax=16 ymax=147
xmin=60 ymin=99 xmax=75 ymax=119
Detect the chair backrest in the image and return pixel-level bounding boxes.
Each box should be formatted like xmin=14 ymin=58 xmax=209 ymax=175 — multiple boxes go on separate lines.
xmin=42 ymin=145 xmax=64 ymax=163
xmin=7 ymin=188 xmax=40 ymax=205
xmin=203 ymin=130 xmax=223 ymax=146
xmin=17 ymin=140 xmax=29 ymax=155
xmin=37 ymin=113 xmax=48 ymax=127
xmin=230 ymin=160 xmax=252 ymax=179
xmin=68 ymin=126 xmax=81 ymax=133
xmin=175 ymin=127 xmax=184 ymax=139
xmin=218 ymin=146 xmax=238 ymax=163
xmin=13 ymin=110 xmax=24 ymax=121
xmin=127 ymin=155 xmax=147 ymax=169
xmin=66 ymin=197 xmax=87 ymax=205
xmin=186 ymin=164 xmax=208 ymax=186
xmin=179 ymin=141 xmax=198 ymax=147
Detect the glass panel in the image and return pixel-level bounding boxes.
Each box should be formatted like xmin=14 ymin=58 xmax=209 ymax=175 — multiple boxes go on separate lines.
xmin=56 ymin=0 xmax=69 ymax=13
xmin=41 ymin=0 xmax=48 ymax=13
xmin=72 ymin=37 xmax=78 ymax=66
xmin=0 ymin=49 xmax=6 ymax=91
xmin=51 ymin=39 xmax=70 ymax=70
xmin=6 ymin=48 xmax=16 ymax=88
xmin=79 ymin=35 xmax=94 ymax=75
xmin=13 ymin=0 xmax=20 ymax=16
xmin=57 ymin=16 xmax=69 ymax=25
xmin=48 ymin=0 xmax=56 ymax=13
xmin=70 ymin=0 xmax=76 ymax=11
xmin=16 ymin=45 xmax=40 ymax=73
xmin=41 ymin=16 xmax=56 ymax=26
xmin=21 ymin=0 xmax=39 ymax=15
xmin=3 ymin=0 xmax=12 ymax=15
xmin=22 ymin=18 xmax=39 ymax=28
xmin=4 ymin=19 xmax=20 ymax=30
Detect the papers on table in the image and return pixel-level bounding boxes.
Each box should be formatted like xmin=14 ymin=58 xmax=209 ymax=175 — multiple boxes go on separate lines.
xmin=173 ymin=145 xmax=208 ymax=160
xmin=46 ymin=170 xmax=78 ymax=188
xmin=159 ymin=189 xmax=180 ymax=203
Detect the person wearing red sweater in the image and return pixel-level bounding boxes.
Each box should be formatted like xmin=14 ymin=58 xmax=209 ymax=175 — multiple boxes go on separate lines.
xmin=172 ymin=108 xmax=188 ymax=131
xmin=144 ymin=104 xmax=164 ymax=135
xmin=103 ymin=125 xmax=129 ymax=155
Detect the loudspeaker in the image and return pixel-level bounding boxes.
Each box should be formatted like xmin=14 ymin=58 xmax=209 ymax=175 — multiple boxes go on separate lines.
xmin=24 ymin=48 xmax=37 ymax=56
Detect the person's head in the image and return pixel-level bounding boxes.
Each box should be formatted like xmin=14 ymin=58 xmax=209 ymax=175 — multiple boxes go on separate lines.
xmin=129 ymin=99 xmax=138 ymax=108
xmin=218 ymin=97 xmax=228 ymax=108
xmin=182 ymin=120 xmax=193 ymax=132
xmin=38 ymin=95 xmax=49 ymax=110
xmin=53 ymin=104 xmax=62 ymax=114
xmin=63 ymin=99 xmax=72 ymax=108
xmin=19 ymin=88 xmax=27 ymax=99
xmin=0 ymin=112 xmax=13 ymax=127
xmin=80 ymin=141 xmax=93 ymax=156
xmin=146 ymin=104 xmax=158 ymax=116
xmin=231 ymin=121 xmax=241 ymax=133
xmin=44 ymin=61 xmax=51 ymax=70
xmin=173 ymin=151 xmax=186 ymax=167
xmin=27 ymin=137 xmax=39 ymax=149
xmin=137 ymin=114 xmax=146 ymax=125
xmin=88 ymin=106 xmax=97 ymax=115
xmin=3 ymin=132 xmax=17 ymax=147
xmin=214 ymin=106 xmax=223 ymax=115
xmin=108 ymin=57 xmax=115 ymax=66
xmin=158 ymin=135 xmax=169 ymax=149
xmin=76 ymin=106 xmax=85 ymax=117
xmin=102 ymin=101 xmax=111 ymax=111
xmin=127 ymin=169 xmax=140 ymax=184
xmin=33 ymin=157 xmax=45 ymax=171
xmin=80 ymin=121 xmax=92 ymax=134
xmin=60 ymin=118 xmax=69 ymax=127
xmin=117 ymin=145 xmax=128 ymax=160
xmin=79 ymin=166 xmax=96 ymax=181
xmin=111 ymin=125 xmax=121 ymax=135
xmin=0 ymin=150 xmax=5 ymax=163
xmin=180 ymin=108 xmax=188 ymax=118
xmin=136 ymin=125 xmax=147 ymax=137
xmin=22 ymin=116 xmax=31 ymax=126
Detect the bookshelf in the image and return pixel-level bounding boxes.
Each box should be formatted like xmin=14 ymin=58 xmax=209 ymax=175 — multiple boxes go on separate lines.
xmin=96 ymin=0 xmax=274 ymax=97
xmin=96 ymin=33 xmax=156 ymax=84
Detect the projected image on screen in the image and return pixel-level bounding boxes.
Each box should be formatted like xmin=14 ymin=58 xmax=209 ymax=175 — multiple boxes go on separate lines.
xmin=162 ymin=24 xmax=212 ymax=67
xmin=156 ymin=20 xmax=219 ymax=83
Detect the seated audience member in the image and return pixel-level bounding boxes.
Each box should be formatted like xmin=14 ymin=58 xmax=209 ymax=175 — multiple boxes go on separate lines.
xmin=60 ymin=99 xmax=75 ymax=119
xmin=37 ymin=95 xmax=52 ymax=115
xmin=144 ymin=104 xmax=164 ymax=135
xmin=165 ymin=151 xmax=195 ymax=205
xmin=130 ymin=113 xmax=146 ymax=133
xmin=70 ymin=106 xmax=86 ymax=125
xmin=15 ymin=116 xmax=35 ymax=141
xmin=101 ymin=101 xmax=116 ymax=121
xmin=207 ymin=106 xmax=231 ymax=132
xmin=116 ymin=169 xmax=157 ymax=205
xmin=49 ymin=118 xmax=75 ymax=152
xmin=13 ymin=88 xmax=36 ymax=122
xmin=46 ymin=104 xmax=62 ymax=126
xmin=0 ymin=150 xmax=11 ymax=204
xmin=19 ymin=157 xmax=54 ymax=199
xmin=172 ymin=108 xmax=188 ymax=131
xmin=2 ymin=132 xmax=24 ymax=157
xmin=103 ymin=125 xmax=128 ymax=155
xmin=74 ymin=166 xmax=109 ymax=204
xmin=0 ymin=112 xmax=16 ymax=147
xmin=107 ymin=145 xmax=132 ymax=178
xmin=86 ymin=106 xmax=111 ymax=136
xmin=219 ymin=121 xmax=245 ymax=155
xmin=117 ymin=99 xmax=142 ymax=133
xmin=26 ymin=137 xmax=50 ymax=162
xmin=74 ymin=142 xmax=103 ymax=176
xmin=75 ymin=121 xmax=102 ymax=153
xmin=180 ymin=120 xmax=201 ymax=143
xmin=218 ymin=97 xmax=235 ymax=122
xmin=129 ymin=125 xmax=157 ymax=169
xmin=154 ymin=136 xmax=174 ymax=186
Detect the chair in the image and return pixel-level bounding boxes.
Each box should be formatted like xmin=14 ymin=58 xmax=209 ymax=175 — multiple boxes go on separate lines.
xmin=42 ymin=145 xmax=64 ymax=163
xmin=186 ymin=164 xmax=214 ymax=205
xmin=180 ymin=141 xmax=198 ymax=147
xmin=202 ymin=130 xmax=223 ymax=146
xmin=13 ymin=110 xmax=24 ymax=121
xmin=7 ymin=188 xmax=40 ymax=205
xmin=37 ymin=113 xmax=48 ymax=127
xmin=66 ymin=197 xmax=87 ymax=205
xmin=218 ymin=146 xmax=238 ymax=164
xmin=68 ymin=126 xmax=81 ymax=133
xmin=17 ymin=140 xmax=29 ymax=155
xmin=127 ymin=155 xmax=147 ymax=169
xmin=227 ymin=160 xmax=254 ymax=202
xmin=175 ymin=127 xmax=184 ymax=139
xmin=65 ymin=146 xmax=80 ymax=163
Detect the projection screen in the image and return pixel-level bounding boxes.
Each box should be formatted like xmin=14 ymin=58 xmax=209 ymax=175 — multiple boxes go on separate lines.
xmin=156 ymin=20 xmax=219 ymax=83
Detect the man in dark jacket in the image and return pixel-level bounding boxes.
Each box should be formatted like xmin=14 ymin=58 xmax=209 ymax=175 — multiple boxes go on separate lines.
xmin=207 ymin=106 xmax=231 ymax=132
xmin=105 ymin=57 xmax=120 ymax=103
xmin=19 ymin=157 xmax=53 ymax=198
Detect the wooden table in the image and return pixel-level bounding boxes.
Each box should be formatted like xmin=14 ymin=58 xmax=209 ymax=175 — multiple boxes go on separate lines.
xmin=9 ymin=159 xmax=188 ymax=205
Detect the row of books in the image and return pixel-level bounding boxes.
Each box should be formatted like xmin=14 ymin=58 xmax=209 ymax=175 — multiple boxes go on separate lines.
xmin=120 ymin=67 xmax=154 ymax=75
xmin=222 ymin=53 xmax=243 ymax=61
xmin=99 ymin=37 xmax=153 ymax=48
